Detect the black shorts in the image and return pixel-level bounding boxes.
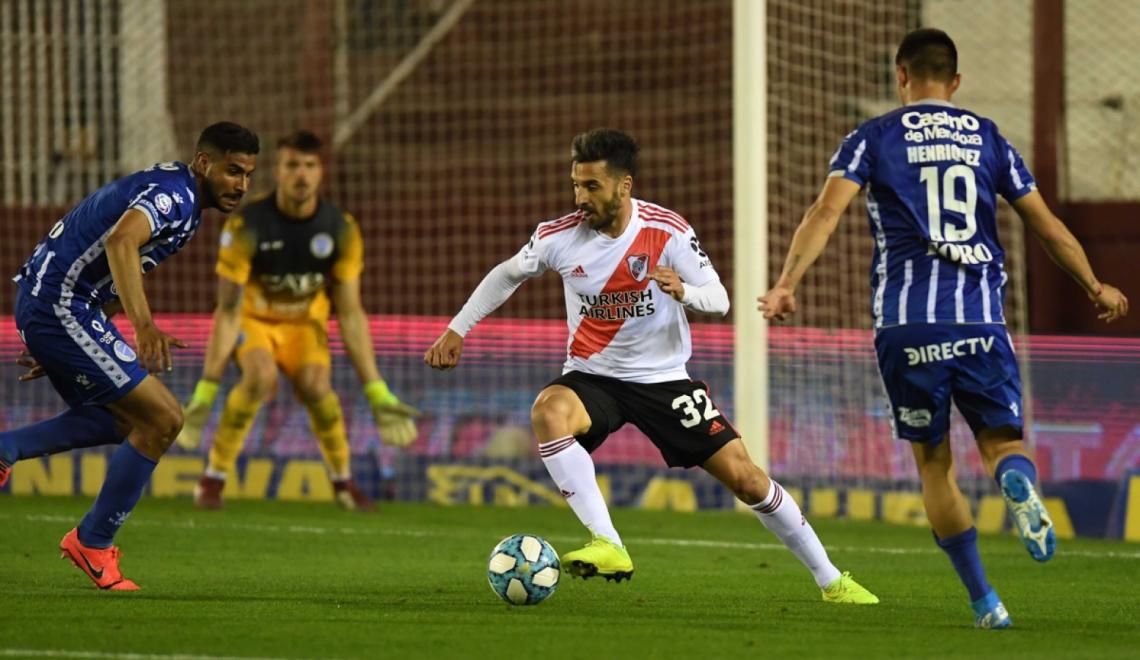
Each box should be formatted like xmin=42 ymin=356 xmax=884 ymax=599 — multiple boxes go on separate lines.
xmin=547 ymin=370 xmax=739 ymax=468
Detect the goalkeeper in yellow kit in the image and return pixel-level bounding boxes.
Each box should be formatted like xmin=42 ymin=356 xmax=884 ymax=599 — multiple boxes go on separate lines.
xmin=176 ymin=130 xmax=419 ymax=511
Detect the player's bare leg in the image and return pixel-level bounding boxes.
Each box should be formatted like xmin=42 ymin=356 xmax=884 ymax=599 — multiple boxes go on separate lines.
xmin=291 ymin=363 xmax=374 ymax=512
xmin=532 ymin=385 xmax=631 ymax=581
xmin=976 ymin=426 xmax=1053 ymax=562
xmin=913 ymin=439 xmax=973 ymax=536
xmin=703 ymin=439 xmax=877 ymax=604
xmin=914 ymin=437 xmax=1010 ymax=628
xmin=196 ymin=348 xmax=277 ymax=509
xmin=60 ymin=377 xmax=183 ymax=591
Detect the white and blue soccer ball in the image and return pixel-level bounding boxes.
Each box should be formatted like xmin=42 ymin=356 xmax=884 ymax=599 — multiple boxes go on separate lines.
xmin=486 ymin=533 xmax=560 ymax=605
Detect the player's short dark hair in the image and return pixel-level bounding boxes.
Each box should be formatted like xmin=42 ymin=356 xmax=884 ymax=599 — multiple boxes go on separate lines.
xmin=196 ymin=122 xmax=260 ymax=156
xmin=895 ymin=28 xmax=958 ymax=83
xmin=277 ymin=129 xmax=323 ymax=154
xmin=571 ymin=128 xmax=638 ymax=178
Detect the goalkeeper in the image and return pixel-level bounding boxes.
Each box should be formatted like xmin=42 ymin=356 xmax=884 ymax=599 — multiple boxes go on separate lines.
xmin=177 ymin=130 xmax=419 ymax=511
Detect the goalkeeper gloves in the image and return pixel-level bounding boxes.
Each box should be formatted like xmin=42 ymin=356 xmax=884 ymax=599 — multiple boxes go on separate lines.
xmin=365 ymin=380 xmax=421 ymax=448
xmin=175 ymin=379 xmax=219 ymax=450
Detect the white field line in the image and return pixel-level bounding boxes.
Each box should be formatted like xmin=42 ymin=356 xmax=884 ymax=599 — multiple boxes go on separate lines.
xmin=0 ymin=650 xmax=318 ymax=660
xmin=6 ymin=512 xmax=1140 ymax=560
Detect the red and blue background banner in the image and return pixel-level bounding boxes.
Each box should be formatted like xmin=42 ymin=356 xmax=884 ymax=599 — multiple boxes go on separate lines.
xmin=3 ymin=315 xmax=1138 ymax=542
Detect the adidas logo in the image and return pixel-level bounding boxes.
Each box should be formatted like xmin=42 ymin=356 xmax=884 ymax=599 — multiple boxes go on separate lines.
xmin=570 ymin=265 xmax=588 ymax=277
xmin=708 ymin=420 xmax=725 ymax=435
xmin=560 ymin=489 xmax=576 ymax=498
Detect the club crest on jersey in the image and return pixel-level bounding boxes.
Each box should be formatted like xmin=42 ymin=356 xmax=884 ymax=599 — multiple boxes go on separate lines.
xmin=627 ymin=253 xmax=650 ymax=282
xmin=155 ymin=193 xmax=173 ymax=215
xmin=113 ymin=340 xmax=137 ymax=363
xmin=310 ymin=233 xmax=334 ymax=259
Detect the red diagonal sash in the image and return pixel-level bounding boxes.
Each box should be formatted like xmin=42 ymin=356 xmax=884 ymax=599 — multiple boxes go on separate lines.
xmin=569 ymin=227 xmax=672 ymax=359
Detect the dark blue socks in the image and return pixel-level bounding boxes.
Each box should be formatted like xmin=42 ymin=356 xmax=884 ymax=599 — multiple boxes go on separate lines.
xmin=995 ymin=454 xmax=1037 ymax=486
xmin=936 ymin=527 xmax=992 ymax=601
xmin=0 ymin=405 xmax=121 ymax=463
xmin=77 ymin=441 xmax=157 ymax=548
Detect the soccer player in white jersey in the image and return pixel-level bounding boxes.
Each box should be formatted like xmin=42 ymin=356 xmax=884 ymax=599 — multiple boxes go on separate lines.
xmin=759 ymin=29 xmax=1129 ymax=628
xmin=1 ymin=122 xmax=259 ymax=590
xmin=426 ymin=128 xmax=877 ymax=604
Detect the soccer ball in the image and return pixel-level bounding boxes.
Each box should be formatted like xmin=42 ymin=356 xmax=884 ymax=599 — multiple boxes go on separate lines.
xmin=486 ymin=533 xmax=560 ymax=605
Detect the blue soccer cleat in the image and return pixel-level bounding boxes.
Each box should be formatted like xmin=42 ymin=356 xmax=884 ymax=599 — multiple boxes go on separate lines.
xmin=971 ymin=590 xmax=1011 ymax=629
xmin=1000 ymin=469 xmax=1056 ymax=562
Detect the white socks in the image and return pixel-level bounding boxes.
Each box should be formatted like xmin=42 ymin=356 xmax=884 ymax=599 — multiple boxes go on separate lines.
xmin=538 ymin=438 xmax=836 ymax=585
xmin=539 ymin=436 xmax=622 ymax=546
xmin=751 ymin=481 xmax=841 ymax=588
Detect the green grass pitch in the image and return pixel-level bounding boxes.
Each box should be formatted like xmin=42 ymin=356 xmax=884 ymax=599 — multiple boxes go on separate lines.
xmin=2 ymin=496 xmax=1138 ymax=659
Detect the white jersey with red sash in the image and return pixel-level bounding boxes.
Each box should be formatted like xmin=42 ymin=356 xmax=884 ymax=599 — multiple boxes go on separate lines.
xmin=517 ymin=199 xmax=721 ymax=383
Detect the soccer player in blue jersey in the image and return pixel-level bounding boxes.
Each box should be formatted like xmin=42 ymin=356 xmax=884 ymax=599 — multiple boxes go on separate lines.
xmin=0 ymin=122 xmax=260 ymax=590
xmin=758 ymin=29 xmax=1128 ymax=628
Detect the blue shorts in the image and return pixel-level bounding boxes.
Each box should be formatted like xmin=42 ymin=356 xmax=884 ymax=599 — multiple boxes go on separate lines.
xmin=874 ymin=324 xmax=1023 ymax=443
xmin=14 ymin=286 xmax=147 ymax=408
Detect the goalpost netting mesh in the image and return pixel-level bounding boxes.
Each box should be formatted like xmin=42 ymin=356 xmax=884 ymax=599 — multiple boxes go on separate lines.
xmin=0 ymin=0 xmax=1068 ymax=506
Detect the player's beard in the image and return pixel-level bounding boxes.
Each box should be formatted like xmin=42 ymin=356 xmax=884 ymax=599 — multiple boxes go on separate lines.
xmin=204 ymin=178 xmax=241 ymax=212
xmin=584 ymin=191 xmax=622 ymax=231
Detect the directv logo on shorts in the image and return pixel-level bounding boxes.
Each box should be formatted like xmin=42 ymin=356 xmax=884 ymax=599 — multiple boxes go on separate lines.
xmin=904 ymin=336 xmax=995 ymax=366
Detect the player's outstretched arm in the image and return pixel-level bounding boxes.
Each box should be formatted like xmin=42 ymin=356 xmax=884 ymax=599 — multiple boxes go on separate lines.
xmin=201 ymin=278 xmax=244 ymax=381
xmin=1012 ymin=191 xmax=1129 ymax=322
xmin=175 ymin=278 xmax=244 ymax=450
xmin=425 ymin=329 xmax=464 ymax=370
xmin=105 ymin=208 xmax=186 ymax=373
xmin=330 ymin=276 xmax=383 ymax=385
xmin=425 ymin=254 xmax=533 ymax=371
xmin=758 ymin=176 xmax=861 ymax=320
xmin=331 ymin=277 xmax=421 ymax=447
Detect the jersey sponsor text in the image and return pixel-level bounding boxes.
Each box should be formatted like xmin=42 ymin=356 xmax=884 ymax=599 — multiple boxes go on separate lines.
xmin=904 ymin=335 xmax=996 ymax=366
xmin=577 ymin=289 xmax=656 ymax=321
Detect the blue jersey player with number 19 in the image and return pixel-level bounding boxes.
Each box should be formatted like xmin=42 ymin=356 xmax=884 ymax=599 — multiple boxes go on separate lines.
xmin=0 ymin=122 xmax=260 ymax=590
xmin=758 ymin=29 xmax=1128 ymax=629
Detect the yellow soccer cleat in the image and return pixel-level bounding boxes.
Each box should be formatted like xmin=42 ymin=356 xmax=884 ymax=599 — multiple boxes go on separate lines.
xmin=561 ymin=534 xmax=634 ymax=582
xmin=821 ymin=572 xmax=879 ymax=604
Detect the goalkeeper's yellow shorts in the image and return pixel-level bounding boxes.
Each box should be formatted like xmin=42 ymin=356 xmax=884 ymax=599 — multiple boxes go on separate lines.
xmin=235 ymin=315 xmax=330 ymax=377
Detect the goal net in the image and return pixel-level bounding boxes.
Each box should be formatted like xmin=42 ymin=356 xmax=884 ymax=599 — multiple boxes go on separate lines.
xmin=1 ymin=0 xmax=1084 ymax=511
xmin=0 ymin=0 xmax=738 ymax=506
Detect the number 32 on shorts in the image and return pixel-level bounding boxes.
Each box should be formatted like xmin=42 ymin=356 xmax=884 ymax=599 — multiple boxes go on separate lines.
xmin=671 ymin=388 xmax=721 ymax=428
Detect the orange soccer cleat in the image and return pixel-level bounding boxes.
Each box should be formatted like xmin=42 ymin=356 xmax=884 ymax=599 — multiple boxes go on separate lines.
xmin=0 ymin=458 xmax=10 ymax=488
xmin=333 ymin=479 xmax=377 ymax=512
xmin=59 ymin=528 xmax=139 ymax=591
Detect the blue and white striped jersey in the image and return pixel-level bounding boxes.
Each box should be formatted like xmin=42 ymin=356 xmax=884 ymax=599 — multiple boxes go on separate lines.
xmin=829 ymin=100 xmax=1036 ymax=328
xmin=15 ymin=162 xmax=201 ymax=311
